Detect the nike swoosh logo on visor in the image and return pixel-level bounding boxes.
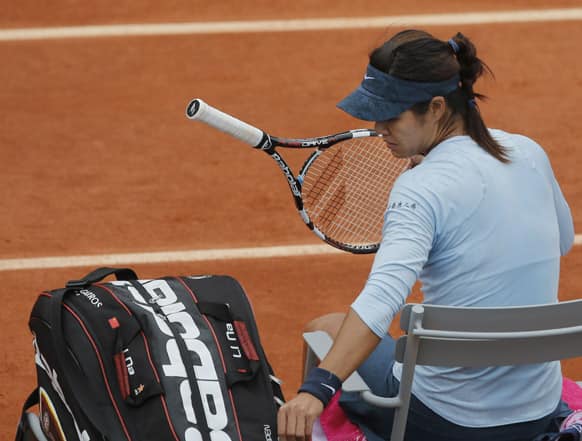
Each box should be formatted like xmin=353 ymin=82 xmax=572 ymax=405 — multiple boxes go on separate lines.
xmin=364 ymin=74 xmax=375 ymax=80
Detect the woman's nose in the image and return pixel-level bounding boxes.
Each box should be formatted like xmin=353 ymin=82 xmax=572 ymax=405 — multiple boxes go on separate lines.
xmin=374 ymin=121 xmax=389 ymax=135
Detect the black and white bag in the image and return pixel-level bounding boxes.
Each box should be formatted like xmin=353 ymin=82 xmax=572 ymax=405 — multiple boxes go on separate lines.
xmin=16 ymin=267 xmax=284 ymax=441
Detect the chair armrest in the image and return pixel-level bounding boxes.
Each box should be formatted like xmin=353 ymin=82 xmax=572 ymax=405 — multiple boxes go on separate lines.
xmin=361 ymin=392 xmax=402 ymax=408
xmin=303 ymin=331 xmax=402 ymax=409
xmin=302 ymin=331 xmax=370 ymax=392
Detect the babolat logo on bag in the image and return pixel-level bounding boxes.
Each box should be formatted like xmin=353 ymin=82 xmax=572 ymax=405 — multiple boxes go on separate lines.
xmin=17 ymin=267 xmax=284 ymax=441
xmin=116 ymin=278 xmax=238 ymax=441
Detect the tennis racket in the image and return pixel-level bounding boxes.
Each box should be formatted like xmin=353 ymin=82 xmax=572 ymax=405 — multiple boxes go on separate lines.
xmin=186 ymin=99 xmax=409 ymax=254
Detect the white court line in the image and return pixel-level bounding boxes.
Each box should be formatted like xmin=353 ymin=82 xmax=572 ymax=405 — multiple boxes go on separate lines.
xmin=1 ymin=8 xmax=582 ymax=41
xmin=0 ymin=244 xmax=343 ymax=271
xmin=1 ymin=235 xmax=581 ymax=271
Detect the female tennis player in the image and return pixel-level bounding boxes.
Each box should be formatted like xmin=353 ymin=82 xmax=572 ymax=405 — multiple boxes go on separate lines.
xmin=277 ymin=30 xmax=575 ymax=441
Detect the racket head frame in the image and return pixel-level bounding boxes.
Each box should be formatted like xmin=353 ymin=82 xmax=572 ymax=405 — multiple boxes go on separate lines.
xmin=267 ymin=129 xmax=384 ymax=254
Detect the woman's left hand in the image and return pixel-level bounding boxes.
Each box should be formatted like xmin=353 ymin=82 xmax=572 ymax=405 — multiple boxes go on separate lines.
xmin=277 ymin=392 xmax=324 ymax=441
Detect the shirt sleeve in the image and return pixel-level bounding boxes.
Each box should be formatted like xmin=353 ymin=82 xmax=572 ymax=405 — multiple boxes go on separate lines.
xmin=531 ymin=139 xmax=575 ymax=256
xmin=351 ymin=177 xmax=436 ymax=337
xmin=551 ymin=175 xmax=574 ymax=256
xmin=524 ymin=135 xmax=574 ymax=256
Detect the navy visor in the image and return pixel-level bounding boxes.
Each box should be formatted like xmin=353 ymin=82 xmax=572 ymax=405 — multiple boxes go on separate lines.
xmin=337 ymin=64 xmax=460 ymax=121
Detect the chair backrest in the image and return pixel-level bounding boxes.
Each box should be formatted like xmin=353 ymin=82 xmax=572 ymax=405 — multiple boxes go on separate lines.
xmin=396 ymin=300 xmax=582 ymax=367
xmin=401 ymin=299 xmax=582 ymax=332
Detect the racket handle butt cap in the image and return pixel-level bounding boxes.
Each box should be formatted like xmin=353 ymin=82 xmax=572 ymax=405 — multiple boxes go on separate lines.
xmin=186 ymin=98 xmax=202 ymax=119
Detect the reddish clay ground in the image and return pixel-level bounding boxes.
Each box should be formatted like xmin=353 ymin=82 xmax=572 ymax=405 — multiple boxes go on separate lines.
xmin=2 ymin=1 xmax=582 ymax=28
xmin=2 ymin=3 xmax=582 ymax=439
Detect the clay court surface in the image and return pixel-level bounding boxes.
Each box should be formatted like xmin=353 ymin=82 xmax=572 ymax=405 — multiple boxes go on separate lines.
xmin=2 ymin=1 xmax=582 ymax=438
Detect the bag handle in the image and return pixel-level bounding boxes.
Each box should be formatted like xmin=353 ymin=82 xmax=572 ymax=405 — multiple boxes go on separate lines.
xmin=198 ymin=302 xmax=260 ymax=361
xmin=66 ymin=267 xmax=138 ymax=288
xmin=197 ymin=301 xmax=263 ymax=385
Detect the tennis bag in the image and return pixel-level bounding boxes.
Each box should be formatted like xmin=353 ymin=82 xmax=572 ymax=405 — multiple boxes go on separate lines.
xmin=16 ymin=267 xmax=284 ymax=441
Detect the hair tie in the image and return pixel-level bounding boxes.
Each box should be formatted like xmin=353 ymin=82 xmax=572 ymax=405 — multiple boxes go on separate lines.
xmin=448 ymin=38 xmax=460 ymax=54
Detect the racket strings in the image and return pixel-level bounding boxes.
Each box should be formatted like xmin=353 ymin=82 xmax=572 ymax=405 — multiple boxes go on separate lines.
xmin=338 ymin=142 xmax=404 ymax=232
xmin=301 ymin=137 xmax=409 ymax=246
xmin=308 ymin=151 xmax=401 ymax=242
xmin=303 ymin=147 xmax=346 ymax=216
xmin=323 ymin=150 xmax=393 ymax=238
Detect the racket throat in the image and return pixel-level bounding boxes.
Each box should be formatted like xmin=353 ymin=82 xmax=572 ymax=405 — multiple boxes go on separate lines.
xmin=269 ymin=151 xmax=302 ymax=198
xmin=255 ymin=133 xmax=273 ymax=150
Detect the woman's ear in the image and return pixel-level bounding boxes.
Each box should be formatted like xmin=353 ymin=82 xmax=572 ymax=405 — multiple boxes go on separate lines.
xmin=429 ymin=96 xmax=447 ymax=121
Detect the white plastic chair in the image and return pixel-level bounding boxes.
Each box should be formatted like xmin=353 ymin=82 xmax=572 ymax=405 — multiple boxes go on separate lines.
xmin=303 ymin=300 xmax=582 ymax=441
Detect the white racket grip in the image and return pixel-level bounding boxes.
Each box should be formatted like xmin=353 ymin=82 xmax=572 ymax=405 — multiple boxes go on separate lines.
xmin=186 ymin=99 xmax=265 ymax=147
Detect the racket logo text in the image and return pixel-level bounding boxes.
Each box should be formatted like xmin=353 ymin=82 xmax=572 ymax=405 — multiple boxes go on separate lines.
xmin=300 ymin=139 xmax=330 ymax=147
xmin=271 ymin=152 xmax=301 ymax=197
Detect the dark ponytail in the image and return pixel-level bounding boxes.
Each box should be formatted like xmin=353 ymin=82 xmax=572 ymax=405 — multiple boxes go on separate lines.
xmin=370 ymin=30 xmax=510 ymax=163
xmin=448 ymin=32 xmax=509 ymax=162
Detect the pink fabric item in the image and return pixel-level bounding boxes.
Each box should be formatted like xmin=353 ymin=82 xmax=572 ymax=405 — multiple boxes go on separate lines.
xmin=315 ymin=378 xmax=582 ymax=440
xmin=319 ymin=392 xmax=367 ymax=441
xmin=560 ymin=409 xmax=582 ymax=431
xmin=563 ymin=377 xmax=582 ymax=411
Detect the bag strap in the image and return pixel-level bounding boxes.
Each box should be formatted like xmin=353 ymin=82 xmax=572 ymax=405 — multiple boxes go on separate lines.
xmin=66 ymin=267 xmax=138 ymax=288
xmin=198 ymin=302 xmax=262 ymax=361
xmin=49 ymin=287 xmax=121 ymax=439
xmin=129 ymin=280 xmax=212 ymax=441
xmin=197 ymin=301 xmax=262 ymax=386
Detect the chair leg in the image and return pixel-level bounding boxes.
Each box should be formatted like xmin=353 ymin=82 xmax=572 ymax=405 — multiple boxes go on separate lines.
xmin=390 ymin=407 xmax=408 ymax=441
xmin=389 ymin=305 xmax=424 ymax=441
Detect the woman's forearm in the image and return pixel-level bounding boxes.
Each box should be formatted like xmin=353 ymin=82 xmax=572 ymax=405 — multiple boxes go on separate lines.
xmin=318 ymin=308 xmax=382 ymax=380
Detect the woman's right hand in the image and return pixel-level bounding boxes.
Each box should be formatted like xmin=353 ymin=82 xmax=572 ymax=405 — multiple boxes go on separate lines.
xmin=277 ymin=392 xmax=324 ymax=441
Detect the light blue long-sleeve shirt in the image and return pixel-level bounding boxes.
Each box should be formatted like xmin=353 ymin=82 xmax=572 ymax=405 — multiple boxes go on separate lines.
xmin=351 ymin=129 xmax=574 ymax=427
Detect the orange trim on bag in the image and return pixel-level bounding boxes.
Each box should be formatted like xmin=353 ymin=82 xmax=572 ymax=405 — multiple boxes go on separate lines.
xmin=114 ymin=352 xmax=130 ymax=399
xmin=233 ymin=321 xmax=259 ymax=361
